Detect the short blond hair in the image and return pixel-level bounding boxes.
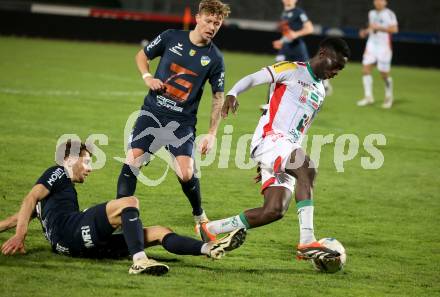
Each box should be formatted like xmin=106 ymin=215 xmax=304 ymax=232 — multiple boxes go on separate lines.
xmin=198 ymin=0 xmax=231 ymax=18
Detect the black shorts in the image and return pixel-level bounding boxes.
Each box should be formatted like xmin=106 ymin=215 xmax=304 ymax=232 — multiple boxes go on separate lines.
xmin=128 ymin=106 xmax=196 ymax=160
xmin=52 ymin=202 xmax=129 ymax=259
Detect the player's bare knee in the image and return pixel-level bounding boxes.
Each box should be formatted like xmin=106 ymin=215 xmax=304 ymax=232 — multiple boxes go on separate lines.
xmin=125 ymin=149 xmax=144 ymax=167
xmin=362 ymin=66 xmax=372 ymax=75
xmin=263 ymin=205 xmax=285 ymax=222
xmin=144 ymin=226 xmax=173 ymax=245
xmin=159 ymin=226 xmax=174 ymax=242
xmin=380 ymin=72 xmax=389 ymax=80
xmin=178 ymin=169 xmax=194 ymax=183
xmin=150 ymin=225 xmax=173 ymax=234
xmin=124 ymin=196 xmax=139 ymax=209
xmin=296 ymin=158 xmax=316 ymax=182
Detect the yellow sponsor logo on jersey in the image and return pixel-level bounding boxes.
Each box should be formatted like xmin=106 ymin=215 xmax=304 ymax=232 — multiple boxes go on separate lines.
xmin=272 ymin=61 xmax=297 ymax=73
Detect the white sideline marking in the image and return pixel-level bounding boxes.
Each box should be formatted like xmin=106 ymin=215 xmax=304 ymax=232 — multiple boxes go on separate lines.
xmin=31 ymin=4 xmax=90 ymax=17
xmin=0 ymin=88 xmax=144 ymax=97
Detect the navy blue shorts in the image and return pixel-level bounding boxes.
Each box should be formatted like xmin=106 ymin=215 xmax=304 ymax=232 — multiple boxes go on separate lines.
xmin=52 ymin=202 xmax=129 ymax=259
xmin=128 ymin=106 xmax=196 ymax=159
xmin=279 ymin=40 xmax=309 ymax=62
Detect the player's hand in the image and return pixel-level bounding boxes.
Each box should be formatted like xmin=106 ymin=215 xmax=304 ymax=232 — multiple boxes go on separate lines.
xmin=287 ymin=30 xmax=299 ymax=41
xmin=1 ymin=234 xmax=26 ymax=255
xmin=221 ymin=95 xmax=239 ymax=118
xmin=198 ymin=134 xmax=216 ymax=155
xmin=360 ymin=28 xmax=373 ymax=38
xmin=144 ymin=77 xmax=165 ymax=92
xmin=369 ymin=24 xmax=382 ymax=31
xmin=272 ymin=40 xmax=283 ymax=50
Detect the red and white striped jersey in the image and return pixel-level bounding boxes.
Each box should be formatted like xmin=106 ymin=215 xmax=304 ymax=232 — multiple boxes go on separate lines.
xmin=251 ymin=61 xmax=325 ymax=148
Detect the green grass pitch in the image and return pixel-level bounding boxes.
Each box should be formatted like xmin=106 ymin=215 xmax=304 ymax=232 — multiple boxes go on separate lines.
xmin=0 ymin=36 xmax=439 ymax=297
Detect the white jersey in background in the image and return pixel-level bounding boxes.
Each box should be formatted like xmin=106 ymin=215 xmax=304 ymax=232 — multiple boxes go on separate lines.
xmin=363 ymin=8 xmax=398 ymax=72
xmin=367 ymin=8 xmax=398 ymax=49
xmin=227 ymin=61 xmax=326 ymax=192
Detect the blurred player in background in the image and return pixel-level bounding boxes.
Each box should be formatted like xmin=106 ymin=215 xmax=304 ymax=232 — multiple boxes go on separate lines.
xmin=271 ymin=0 xmax=332 ymax=100
xmin=1 ymin=140 xmax=246 ymax=276
xmin=357 ymin=0 xmax=398 ymax=108
xmin=116 ymin=0 xmax=230 ymax=229
xmin=272 ymin=0 xmax=313 ymax=63
xmin=199 ymin=38 xmax=350 ymax=261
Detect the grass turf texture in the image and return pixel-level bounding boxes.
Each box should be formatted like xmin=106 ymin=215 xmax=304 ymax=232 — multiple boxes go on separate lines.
xmin=0 ymin=36 xmax=439 ymax=297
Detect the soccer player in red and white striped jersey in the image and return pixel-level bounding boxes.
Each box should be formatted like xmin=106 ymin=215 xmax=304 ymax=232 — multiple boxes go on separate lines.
xmin=199 ymin=38 xmax=350 ymax=262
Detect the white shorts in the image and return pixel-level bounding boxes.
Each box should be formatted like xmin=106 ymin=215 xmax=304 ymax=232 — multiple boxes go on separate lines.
xmin=251 ymin=133 xmax=299 ymax=194
xmin=362 ymin=43 xmax=393 ymax=72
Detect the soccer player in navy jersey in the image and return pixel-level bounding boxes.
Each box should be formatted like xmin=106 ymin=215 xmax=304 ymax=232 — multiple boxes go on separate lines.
xmin=116 ymin=0 xmax=231 ymax=230
xmin=270 ymin=0 xmax=332 ymax=97
xmin=1 ymin=140 xmax=245 ymax=276
xmin=272 ymin=0 xmax=314 ymax=63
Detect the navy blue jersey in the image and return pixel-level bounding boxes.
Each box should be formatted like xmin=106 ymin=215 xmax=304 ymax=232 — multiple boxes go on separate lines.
xmin=280 ymin=8 xmax=309 ymax=44
xmin=35 ymin=166 xmax=79 ymax=245
xmin=143 ymin=29 xmax=225 ymax=125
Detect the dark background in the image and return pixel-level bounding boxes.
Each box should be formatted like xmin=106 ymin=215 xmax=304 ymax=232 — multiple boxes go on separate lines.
xmin=9 ymin=0 xmax=440 ymax=33
xmin=1 ymin=0 xmax=439 ymax=67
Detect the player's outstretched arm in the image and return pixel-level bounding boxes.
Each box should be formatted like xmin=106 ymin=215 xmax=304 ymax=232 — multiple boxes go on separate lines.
xmin=0 ymin=212 xmax=18 ymax=233
xmin=286 ymin=20 xmax=314 ymax=40
xmin=0 ymin=210 xmax=38 ymax=233
xmin=222 ymin=69 xmax=273 ymax=118
xmin=1 ymin=185 xmax=48 ymax=255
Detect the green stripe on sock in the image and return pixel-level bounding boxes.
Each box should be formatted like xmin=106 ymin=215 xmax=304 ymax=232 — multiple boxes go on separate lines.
xmin=296 ymin=199 xmax=313 ymax=209
xmin=239 ymin=212 xmax=251 ymax=229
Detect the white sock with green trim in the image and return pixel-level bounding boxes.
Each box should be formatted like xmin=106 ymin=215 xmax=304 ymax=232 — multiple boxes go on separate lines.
xmin=206 ymin=213 xmax=250 ymax=235
xmin=296 ymin=200 xmax=316 ymax=245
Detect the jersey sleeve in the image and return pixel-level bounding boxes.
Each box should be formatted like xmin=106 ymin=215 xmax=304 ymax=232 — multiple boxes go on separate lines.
xmin=35 ymin=167 xmax=68 ymax=193
xmin=227 ymin=68 xmax=272 ymax=98
xmin=209 ymin=58 xmax=226 ymax=93
xmin=298 ymin=8 xmax=309 ymax=23
xmin=387 ymin=10 xmax=398 ymax=26
xmin=143 ymin=29 xmax=174 ymax=60
xmin=266 ymin=61 xmax=298 ymax=84
xmin=368 ymin=10 xmax=374 ymax=25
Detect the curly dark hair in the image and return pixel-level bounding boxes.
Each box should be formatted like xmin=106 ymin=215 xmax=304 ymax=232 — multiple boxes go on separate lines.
xmin=319 ymin=37 xmax=351 ymax=59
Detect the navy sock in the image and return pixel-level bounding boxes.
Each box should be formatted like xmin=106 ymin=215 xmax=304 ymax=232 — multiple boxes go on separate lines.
xmin=116 ymin=164 xmax=139 ymax=199
xmin=179 ymin=175 xmax=203 ymax=216
xmin=121 ymin=207 xmax=144 ymax=256
xmin=162 ymin=233 xmax=203 ymax=255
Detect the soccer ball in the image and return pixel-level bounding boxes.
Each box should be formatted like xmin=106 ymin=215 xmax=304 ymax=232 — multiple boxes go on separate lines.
xmin=311 ymin=238 xmax=346 ymax=273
